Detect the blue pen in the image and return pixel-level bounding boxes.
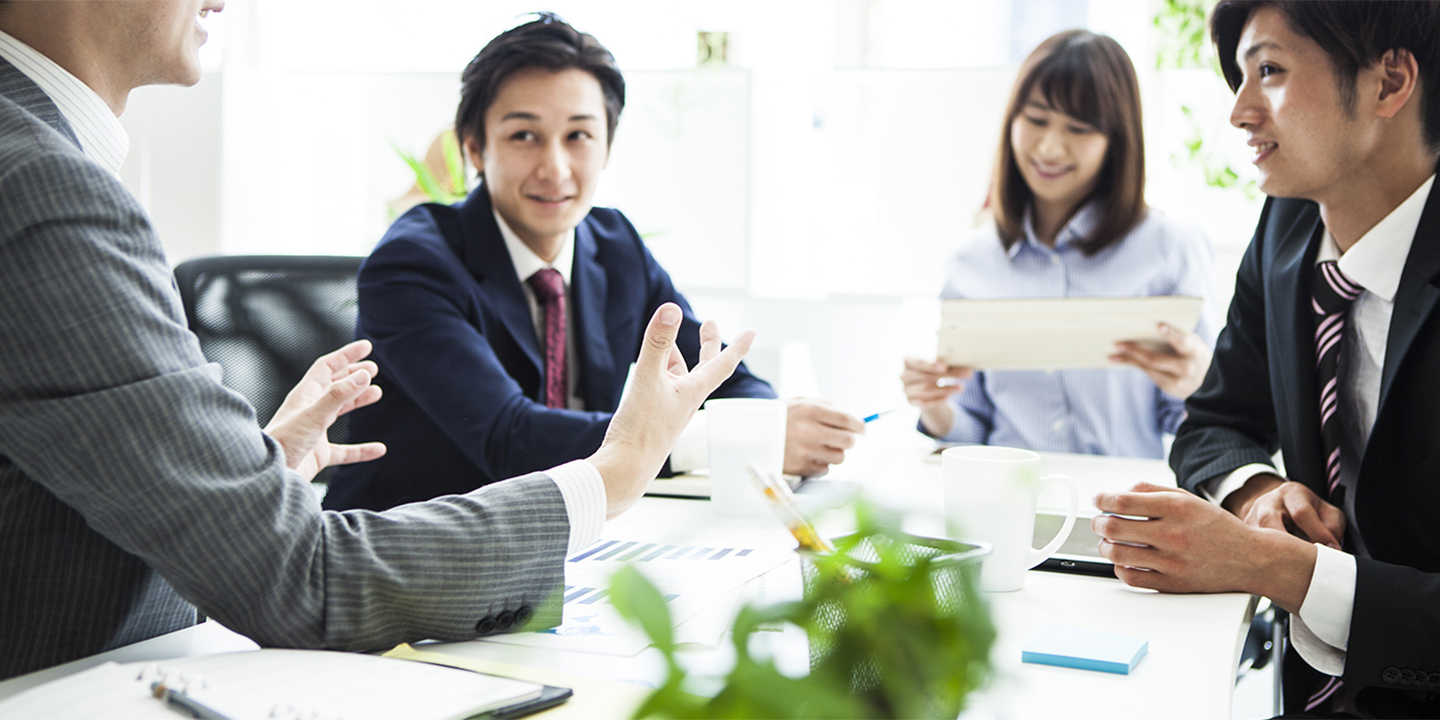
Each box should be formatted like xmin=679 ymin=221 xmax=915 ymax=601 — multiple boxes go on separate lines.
xmin=862 ymin=409 xmax=897 ymax=423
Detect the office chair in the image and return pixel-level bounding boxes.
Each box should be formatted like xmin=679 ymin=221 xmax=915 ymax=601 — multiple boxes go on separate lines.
xmin=173 ymin=255 xmax=364 ymax=485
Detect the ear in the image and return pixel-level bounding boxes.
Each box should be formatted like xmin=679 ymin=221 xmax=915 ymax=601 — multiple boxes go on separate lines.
xmin=464 ymin=136 xmax=484 ymax=176
xmin=1375 ymin=48 xmax=1420 ymax=120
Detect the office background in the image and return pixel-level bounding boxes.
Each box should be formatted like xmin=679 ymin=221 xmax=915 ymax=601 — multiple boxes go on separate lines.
xmin=113 ymin=0 xmax=1260 ymax=416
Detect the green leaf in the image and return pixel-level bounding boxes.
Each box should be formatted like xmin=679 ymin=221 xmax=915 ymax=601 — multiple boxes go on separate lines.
xmin=608 ymin=565 xmax=676 ymax=653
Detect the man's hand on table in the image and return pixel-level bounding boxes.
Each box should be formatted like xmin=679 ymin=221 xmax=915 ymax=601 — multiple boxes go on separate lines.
xmin=783 ymin=398 xmax=865 ymax=477
xmin=1222 ymin=473 xmax=1345 ymax=550
xmin=1092 ymin=482 xmax=1317 ymax=613
xmin=589 ymin=303 xmax=755 ymax=519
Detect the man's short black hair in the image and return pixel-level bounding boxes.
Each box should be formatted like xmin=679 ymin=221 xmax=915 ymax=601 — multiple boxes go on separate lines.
xmin=454 ymin=13 xmax=625 ymax=156
xmin=1211 ymin=0 xmax=1440 ymax=153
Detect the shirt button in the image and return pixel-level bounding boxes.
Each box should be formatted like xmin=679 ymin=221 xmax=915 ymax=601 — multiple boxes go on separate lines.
xmin=1052 ymin=420 xmax=1065 ymax=433
xmin=1051 ymin=255 xmax=1060 ymax=265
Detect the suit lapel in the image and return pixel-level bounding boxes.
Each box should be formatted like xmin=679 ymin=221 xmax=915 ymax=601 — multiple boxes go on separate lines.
xmin=455 ymin=189 xmax=545 ymax=373
xmin=1378 ymin=180 xmax=1440 ymax=413
xmin=571 ymin=220 xmax=616 ymax=409
xmin=1272 ymin=202 xmax=1327 ymax=488
xmin=0 ymin=56 xmax=83 ymax=150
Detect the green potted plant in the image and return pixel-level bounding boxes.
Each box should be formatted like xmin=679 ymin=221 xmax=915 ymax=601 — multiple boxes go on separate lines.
xmin=609 ymin=504 xmax=994 ymax=719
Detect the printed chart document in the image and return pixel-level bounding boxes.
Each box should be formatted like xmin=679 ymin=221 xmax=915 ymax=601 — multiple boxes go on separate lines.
xmin=937 ymin=296 xmax=1204 ymax=370
xmin=481 ymin=534 xmax=791 ymax=656
xmin=0 ymin=649 xmax=543 ymax=719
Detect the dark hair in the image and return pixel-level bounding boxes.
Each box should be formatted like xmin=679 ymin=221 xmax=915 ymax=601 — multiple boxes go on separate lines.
xmin=1211 ymin=0 xmax=1440 ymax=153
xmin=990 ymin=30 xmax=1146 ymax=256
xmin=455 ymin=12 xmax=625 ymax=159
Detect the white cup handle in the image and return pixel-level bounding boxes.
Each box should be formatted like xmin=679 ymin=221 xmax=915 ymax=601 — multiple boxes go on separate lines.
xmin=1025 ymin=474 xmax=1078 ymax=569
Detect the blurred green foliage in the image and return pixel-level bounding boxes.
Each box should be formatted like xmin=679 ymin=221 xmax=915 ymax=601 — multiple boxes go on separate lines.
xmin=610 ymin=504 xmax=994 ymax=719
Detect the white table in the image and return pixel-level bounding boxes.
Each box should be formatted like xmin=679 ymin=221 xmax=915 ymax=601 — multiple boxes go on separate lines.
xmin=0 ymin=412 xmax=1255 ymax=718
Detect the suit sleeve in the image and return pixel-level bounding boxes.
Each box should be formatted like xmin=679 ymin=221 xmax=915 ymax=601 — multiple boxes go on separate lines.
xmin=1170 ymin=200 xmax=1283 ymax=492
xmin=356 ymin=233 xmax=615 ymax=483
xmin=0 ymin=151 xmax=568 ymax=652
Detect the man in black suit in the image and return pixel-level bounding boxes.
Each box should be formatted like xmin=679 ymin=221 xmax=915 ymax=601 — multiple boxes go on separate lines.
xmin=1089 ymin=1 xmax=1440 ymax=715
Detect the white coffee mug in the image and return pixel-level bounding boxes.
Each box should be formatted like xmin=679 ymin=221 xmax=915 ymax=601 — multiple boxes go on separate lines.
xmin=707 ymin=398 xmax=786 ymax=516
xmin=941 ymin=446 xmax=1078 ymax=592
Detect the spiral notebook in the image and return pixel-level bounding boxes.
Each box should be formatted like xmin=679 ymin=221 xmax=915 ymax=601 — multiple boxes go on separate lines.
xmin=0 ymin=649 xmax=547 ymax=720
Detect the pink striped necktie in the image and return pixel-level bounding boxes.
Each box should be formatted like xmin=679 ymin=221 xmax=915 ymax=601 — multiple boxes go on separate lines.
xmin=528 ymin=268 xmax=568 ymax=409
xmin=1311 ymin=259 xmax=1363 ymax=504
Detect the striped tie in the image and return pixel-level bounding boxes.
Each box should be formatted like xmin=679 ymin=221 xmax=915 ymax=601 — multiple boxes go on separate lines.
xmin=528 ymin=268 xmax=568 ymax=409
xmin=1312 ymin=260 xmax=1362 ymax=502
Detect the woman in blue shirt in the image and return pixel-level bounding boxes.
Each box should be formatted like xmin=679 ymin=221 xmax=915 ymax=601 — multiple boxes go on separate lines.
xmin=901 ymin=30 xmax=1220 ymax=459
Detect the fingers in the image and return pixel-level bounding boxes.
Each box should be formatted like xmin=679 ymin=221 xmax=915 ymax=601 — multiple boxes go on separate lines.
xmin=1091 ymin=482 xmax=1185 ymax=516
xmin=1110 ymin=343 xmax=1183 ymax=376
xmin=688 ymin=328 xmax=756 ymax=392
xmin=326 ymin=441 xmax=387 ymax=466
xmin=697 ymin=319 xmax=722 ymax=364
xmin=1282 ymin=490 xmax=1343 ymax=549
xmin=788 ymin=398 xmax=865 ymax=434
xmin=316 ymin=340 xmax=374 ymax=375
xmin=637 ymin=303 xmax=684 ymax=377
xmin=336 ymin=385 xmax=383 ymax=417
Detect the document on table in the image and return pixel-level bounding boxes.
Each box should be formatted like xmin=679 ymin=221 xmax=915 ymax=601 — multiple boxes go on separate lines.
xmin=481 ymin=534 xmax=792 ymax=656
xmin=0 ymin=649 xmax=543 ymax=720
xmin=936 ymin=296 xmax=1204 ymax=370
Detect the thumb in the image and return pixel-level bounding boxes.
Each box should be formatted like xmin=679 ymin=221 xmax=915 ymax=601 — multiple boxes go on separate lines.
xmin=637 ymin=303 xmax=684 ymax=376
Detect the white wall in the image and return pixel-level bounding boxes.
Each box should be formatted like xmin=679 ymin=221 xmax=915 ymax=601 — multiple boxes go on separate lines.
xmin=113 ymin=0 xmax=1265 ymax=412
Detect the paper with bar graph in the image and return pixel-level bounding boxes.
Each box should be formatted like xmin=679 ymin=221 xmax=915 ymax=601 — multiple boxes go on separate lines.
xmin=480 ymin=536 xmax=792 ymax=655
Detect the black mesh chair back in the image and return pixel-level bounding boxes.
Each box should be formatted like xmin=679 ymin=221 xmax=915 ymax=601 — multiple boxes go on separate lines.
xmin=173 ymin=255 xmax=364 ymax=481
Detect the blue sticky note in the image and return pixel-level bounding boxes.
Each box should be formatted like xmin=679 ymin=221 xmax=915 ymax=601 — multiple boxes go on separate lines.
xmin=1021 ymin=624 xmax=1148 ymax=675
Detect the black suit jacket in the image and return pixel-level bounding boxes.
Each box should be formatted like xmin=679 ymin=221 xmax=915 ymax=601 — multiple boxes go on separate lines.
xmin=1172 ymin=181 xmax=1440 ymax=696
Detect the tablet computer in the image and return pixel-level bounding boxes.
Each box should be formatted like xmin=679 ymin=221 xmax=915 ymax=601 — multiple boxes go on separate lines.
xmin=1032 ymin=511 xmax=1116 ymax=578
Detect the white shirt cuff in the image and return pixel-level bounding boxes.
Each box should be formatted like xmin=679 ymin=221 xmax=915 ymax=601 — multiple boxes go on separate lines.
xmin=546 ymin=459 xmax=607 ymax=555
xmin=1198 ymin=463 xmax=1279 ymax=506
xmin=668 ymin=410 xmax=708 ymax=473
xmin=1291 ymin=543 xmax=1357 ymax=677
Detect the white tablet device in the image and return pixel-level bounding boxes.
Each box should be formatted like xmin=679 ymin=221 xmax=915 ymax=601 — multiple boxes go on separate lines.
xmin=1032 ymin=510 xmax=1115 ymax=578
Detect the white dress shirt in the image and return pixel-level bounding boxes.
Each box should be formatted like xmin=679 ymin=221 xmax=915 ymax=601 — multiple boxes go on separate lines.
xmin=495 ymin=210 xmax=711 ymax=474
xmin=0 ymin=29 xmax=127 ymax=176
xmin=1203 ymin=175 xmax=1435 ymax=675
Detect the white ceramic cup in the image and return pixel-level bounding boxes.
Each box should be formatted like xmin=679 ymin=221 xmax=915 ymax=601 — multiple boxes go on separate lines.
xmin=941 ymin=446 xmax=1078 ymax=592
xmin=707 ymin=398 xmax=787 ymax=516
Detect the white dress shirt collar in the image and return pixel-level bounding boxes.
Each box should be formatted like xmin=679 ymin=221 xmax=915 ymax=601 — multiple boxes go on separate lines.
xmin=494 ymin=209 xmax=575 ymax=286
xmin=0 ymin=29 xmax=128 ymax=176
xmin=1316 ymin=174 xmax=1435 ymax=302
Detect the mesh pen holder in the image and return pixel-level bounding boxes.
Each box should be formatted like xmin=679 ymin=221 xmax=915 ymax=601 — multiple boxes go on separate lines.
xmin=799 ymin=532 xmax=993 ymax=719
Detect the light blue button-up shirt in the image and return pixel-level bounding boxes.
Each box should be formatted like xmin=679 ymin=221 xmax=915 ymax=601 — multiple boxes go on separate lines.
xmin=932 ymin=201 xmax=1220 ymax=459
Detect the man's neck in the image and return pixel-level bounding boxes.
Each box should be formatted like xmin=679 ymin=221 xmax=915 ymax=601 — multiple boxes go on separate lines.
xmin=1317 ymin=150 xmax=1438 ymax=254
xmin=0 ymin=13 xmax=127 ymax=115
xmin=521 ymin=234 xmax=566 ymax=264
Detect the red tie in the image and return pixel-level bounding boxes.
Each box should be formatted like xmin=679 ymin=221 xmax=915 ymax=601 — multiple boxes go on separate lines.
xmin=528 ymin=268 xmax=567 ymax=409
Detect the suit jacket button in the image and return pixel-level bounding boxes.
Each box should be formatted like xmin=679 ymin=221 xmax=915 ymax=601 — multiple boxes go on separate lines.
xmin=1384 ymin=667 xmax=1402 ymax=684
xmin=497 ymin=610 xmax=517 ymax=629
xmin=475 ymin=617 xmax=498 ymax=634
xmin=1401 ymin=669 xmax=1417 ymax=685
xmin=516 ymin=606 xmax=534 ymax=625
xmin=1427 ymin=671 xmax=1440 ymax=688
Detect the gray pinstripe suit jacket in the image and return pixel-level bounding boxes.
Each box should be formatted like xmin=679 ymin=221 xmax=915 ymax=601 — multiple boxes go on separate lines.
xmin=0 ymin=58 xmax=570 ymax=680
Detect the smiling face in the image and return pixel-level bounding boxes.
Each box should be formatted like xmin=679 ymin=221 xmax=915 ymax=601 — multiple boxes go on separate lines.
xmin=468 ymin=66 xmax=609 ymax=260
xmin=1229 ymin=6 xmax=1368 ymax=202
xmin=1009 ymin=89 xmax=1110 ymax=224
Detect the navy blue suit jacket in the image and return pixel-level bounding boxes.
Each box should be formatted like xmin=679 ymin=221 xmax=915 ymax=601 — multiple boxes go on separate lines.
xmin=324 ymin=189 xmax=774 ymax=511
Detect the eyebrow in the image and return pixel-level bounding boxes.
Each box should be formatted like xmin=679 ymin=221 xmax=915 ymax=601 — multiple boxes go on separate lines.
xmin=1242 ymin=41 xmax=1283 ymax=61
xmin=498 ymin=111 xmax=599 ymax=123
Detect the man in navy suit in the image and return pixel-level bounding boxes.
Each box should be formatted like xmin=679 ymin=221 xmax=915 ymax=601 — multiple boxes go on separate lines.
xmin=324 ymin=15 xmax=864 ymax=512
xmin=1090 ymin=2 xmax=1440 ymax=715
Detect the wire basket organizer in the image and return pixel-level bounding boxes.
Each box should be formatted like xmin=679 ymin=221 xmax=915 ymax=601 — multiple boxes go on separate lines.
xmin=798 ymin=532 xmax=992 ymax=718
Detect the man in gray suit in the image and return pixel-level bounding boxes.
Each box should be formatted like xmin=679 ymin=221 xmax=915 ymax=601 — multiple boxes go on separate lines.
xmin=0 ymin=0 xmax=755 ymax=680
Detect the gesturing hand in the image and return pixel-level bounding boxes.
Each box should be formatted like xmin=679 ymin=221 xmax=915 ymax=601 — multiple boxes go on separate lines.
xmin=264 ymin=340 xmax=387 ymax=481
xmin=589 ymin=303 xmax=756 ymax=518
xmin=1110 ymin=322 xmax=1213 ymax=399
